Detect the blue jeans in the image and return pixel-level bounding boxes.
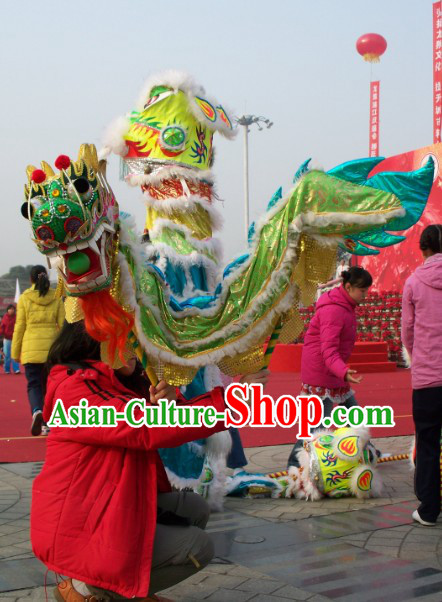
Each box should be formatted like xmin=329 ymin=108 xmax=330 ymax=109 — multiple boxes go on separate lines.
xmin=227 ymin=427 xmax=247 ymax=469
xmin=3 ymin=339 xmax=20 ymax=374
xmin=24 ymin=363 xmax=45 ymax=415
xmin=287 ymin=394 xmax=359 ymax=468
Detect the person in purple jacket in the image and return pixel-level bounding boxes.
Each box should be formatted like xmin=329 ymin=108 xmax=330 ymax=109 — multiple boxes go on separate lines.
xmin=402 ymin=224 xmax=442 ymax=527
xmin=287 ymin=266 xmax=372 ymax=467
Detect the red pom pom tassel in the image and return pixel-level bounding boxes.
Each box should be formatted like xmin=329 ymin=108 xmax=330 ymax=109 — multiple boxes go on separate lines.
xmin=55 ymin=154 xmax=71 ymax=170
xmin=31 ymin=169 xmax=46 ymax=184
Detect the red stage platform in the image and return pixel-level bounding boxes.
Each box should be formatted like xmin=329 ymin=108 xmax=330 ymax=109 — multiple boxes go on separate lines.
xmin=269 ymin=342 xmax=397 ymax=373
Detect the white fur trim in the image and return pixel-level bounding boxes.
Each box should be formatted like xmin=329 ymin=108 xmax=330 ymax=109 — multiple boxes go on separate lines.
xmin=203 ymin=365 xmax=224 ymax=390
xmin=164 ymin=467 xmax=203 ymax=490
xmin=409 ymin=438 xmax=416 ymax=469
xmin=127 ymin=166 xmax=214 ymax=187
xmin=296 ymin=447 xmax=323 ymax=500
xmin=204 ymin=455 xmax=228 ymax=511
xmin=143 ymin=192 xmax=224 ymax=232
xmin=135 ymin=70 xmax=204 ymax=110
xmin=205 ymin=430 xmax=232 ymax=458
xmin=133 ymin=70 xmax=236 ymax=139
xmin=148 ymin=217 xmax=223 ymax=262
xmin=101 ymin=116 xmax=130 ymax=157
xmin=402 ymin=345 xmax=411 ymax=368
xmin=291 ymin=207 xmax=406 ymax=233
xmin=146 ymin=241 xmax=221 ymax=294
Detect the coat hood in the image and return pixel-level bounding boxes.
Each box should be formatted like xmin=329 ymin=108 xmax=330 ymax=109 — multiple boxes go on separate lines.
xmin=315 ymin=285 xmax=357 ymax=313
xmin=43 ymin=361 xmax=136 ymax=421
xmin=414 ymin=253 xmax=442 ymax=290
xmin=22 ymin=286 xmax=58 ymax=306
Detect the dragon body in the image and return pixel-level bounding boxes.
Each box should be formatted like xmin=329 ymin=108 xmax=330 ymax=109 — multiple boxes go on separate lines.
xmin=22 ymin=74 xmax=434 ymax=504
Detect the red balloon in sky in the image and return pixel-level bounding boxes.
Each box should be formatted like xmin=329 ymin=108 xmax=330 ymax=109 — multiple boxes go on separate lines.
xmin=356 ymin=33 xmax=387 ymax=63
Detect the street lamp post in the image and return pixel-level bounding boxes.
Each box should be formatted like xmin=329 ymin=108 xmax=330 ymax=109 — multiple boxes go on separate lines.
xmin=236 ymin=115 xmax=273 ymax=240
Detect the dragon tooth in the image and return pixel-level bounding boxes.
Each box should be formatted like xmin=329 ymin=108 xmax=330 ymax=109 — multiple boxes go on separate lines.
xmin=99 ymin=235 xmax=107 ymax=277
xmin=89 ymin=239 xmax=101 ymax=256
xmin=102 ymin=222 xmax=115 ymax=233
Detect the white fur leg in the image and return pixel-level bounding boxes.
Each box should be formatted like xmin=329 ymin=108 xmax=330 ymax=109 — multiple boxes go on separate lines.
xmin=205 ymin=455 xmax=227 ymax=512
xmin=205 ymin=430 xmax=232 ymax=458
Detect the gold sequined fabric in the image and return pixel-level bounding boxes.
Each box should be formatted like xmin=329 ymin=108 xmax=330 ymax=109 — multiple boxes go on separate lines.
xmin=292 ymin=234 xmax=337 ymax=308
xmin=148 ymin=357 xmax=198 ymax=386
xmin=64 ymin=296 xmax=84 ymax=323
xmin=217 ymin=344 xmax=266 ymax=377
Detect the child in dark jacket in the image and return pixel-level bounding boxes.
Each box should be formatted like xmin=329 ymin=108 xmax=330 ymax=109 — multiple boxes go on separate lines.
xmin=287 ymin=267 xmax=372 ymax=467
xmin=32 ymin=321 xmax=231 ymax=602
xmin=0 ymin=304 xmax=20 ymax=374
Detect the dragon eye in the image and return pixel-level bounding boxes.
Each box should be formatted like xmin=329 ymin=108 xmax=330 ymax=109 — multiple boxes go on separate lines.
xmin=160 ymin=126 xmax=186 ymax=150
xmin=20 ymin=196 xmax=45 ymax=219
xmin=73 ymin=178 xmax=89 ymax=194
xmin=69 ymin=178 xmax=93 ymax=202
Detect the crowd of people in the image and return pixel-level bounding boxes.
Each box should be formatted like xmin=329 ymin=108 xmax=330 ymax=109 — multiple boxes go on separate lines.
xmin=1 ymin=224 xmax=441 ymax=601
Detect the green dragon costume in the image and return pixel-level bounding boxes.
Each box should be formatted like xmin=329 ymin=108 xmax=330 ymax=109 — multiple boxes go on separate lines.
xmin=23 ymin=146 xmax=433 ymax=378
xmin=101 ymin=72 xmax=237 ymax=497
xmin=21 ymin=73 xmax=434 ymax=504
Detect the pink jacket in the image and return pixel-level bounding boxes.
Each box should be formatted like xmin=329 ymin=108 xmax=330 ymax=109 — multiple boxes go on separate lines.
xmin=301 ymin=286 xmax=357 ymax=388
xmin=401 ymin=253 xmax=442 ymax=390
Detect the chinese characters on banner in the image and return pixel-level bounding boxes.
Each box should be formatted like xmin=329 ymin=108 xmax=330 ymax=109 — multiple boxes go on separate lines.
xmin=433 ymin=2 xmax=442 ymax=143
xmin=369 ymin=81 xmax=380 ymax=157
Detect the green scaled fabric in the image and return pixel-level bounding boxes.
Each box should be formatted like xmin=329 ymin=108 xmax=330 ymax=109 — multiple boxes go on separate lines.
xmin=327 ymin=157 xmax=385 ymax=185
xmin=119 ymin=169 xmax=406 ymax=367
xmin=334 ymin=158 xmax=434 ymax=254
xmin=350 ymin=231 xmax=406 ymax=248
xmin=367 ymin=159 xmax=434 ymax=232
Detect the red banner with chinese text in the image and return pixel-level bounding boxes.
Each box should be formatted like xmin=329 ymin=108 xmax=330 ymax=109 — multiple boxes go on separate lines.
xmin=434 ymin=2 xmax=442 ymax=143
xmin=369 ymin=81 xmax=380 ymax=157
xmin=360 ymin=143 xmax=441 ymax=292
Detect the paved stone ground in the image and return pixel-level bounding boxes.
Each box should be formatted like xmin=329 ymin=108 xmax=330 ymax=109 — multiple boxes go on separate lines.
xmin=1 ymin=436 xmax=442 ymax=601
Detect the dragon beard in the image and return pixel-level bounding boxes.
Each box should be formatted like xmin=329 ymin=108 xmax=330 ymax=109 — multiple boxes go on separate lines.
xmin=80 ymin=289 xmax=134 ymax=364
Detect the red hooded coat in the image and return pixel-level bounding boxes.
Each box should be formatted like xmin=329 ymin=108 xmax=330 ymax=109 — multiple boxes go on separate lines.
xmin=31 ymin=361 xmax=227 ymax=598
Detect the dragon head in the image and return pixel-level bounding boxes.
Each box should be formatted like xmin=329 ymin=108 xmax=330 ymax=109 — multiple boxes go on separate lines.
xmin=22 ymin=144 xmax=118 ymax=296
xmin=103 ymin=71 xmax=235 ymax=179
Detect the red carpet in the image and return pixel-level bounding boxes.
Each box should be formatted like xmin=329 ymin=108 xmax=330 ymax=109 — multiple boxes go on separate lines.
xmin=0 ymin=370 xmax=413 ymax=462
xmin=240 ymin=369 xmax=414 ymax=448
xmin=0 ymin=373 xmax=47 ymax=463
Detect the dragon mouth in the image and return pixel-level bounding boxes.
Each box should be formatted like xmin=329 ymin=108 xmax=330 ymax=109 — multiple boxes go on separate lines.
xmin=46 ymin=222 xmax=115 ymax=294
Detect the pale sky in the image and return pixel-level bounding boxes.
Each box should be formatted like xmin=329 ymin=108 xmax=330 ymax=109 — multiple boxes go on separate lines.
xmin=0 ymin=0 xmax=436 ymax=276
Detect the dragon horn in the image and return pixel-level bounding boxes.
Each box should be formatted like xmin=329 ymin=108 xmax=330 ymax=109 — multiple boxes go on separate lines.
xmin=40 ymin=161 xmax=55 ymax=178
xmin=77 ymin=144 xmax=99 ymax=172
xmin=26 ymin=165 xmax=38 ymax=183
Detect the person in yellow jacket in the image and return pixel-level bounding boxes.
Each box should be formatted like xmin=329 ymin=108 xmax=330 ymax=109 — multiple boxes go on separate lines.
xmin=12 ymin=265 xmax=64 ymax=436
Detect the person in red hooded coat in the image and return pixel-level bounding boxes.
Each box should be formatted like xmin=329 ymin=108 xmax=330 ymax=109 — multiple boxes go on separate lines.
xmin=31 ymin=321 xmax=231 ymax=602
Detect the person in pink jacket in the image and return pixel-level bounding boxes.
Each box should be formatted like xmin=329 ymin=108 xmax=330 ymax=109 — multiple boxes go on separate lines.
xmin=402 ymin=224 xmax=442 ymax=527
xmin=288 ymin=266 xmax=372 ymax=467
